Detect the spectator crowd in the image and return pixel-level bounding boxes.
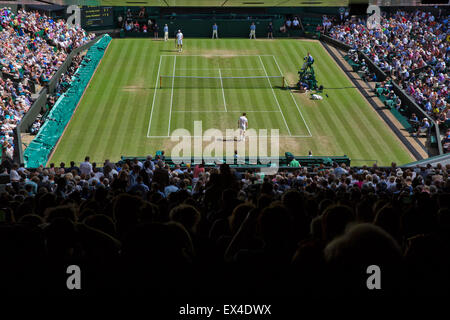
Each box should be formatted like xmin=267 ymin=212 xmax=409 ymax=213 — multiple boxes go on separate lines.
xmin=0 ymin=6 xmax=448 ymax=296
xmin=0 ymin=8 xmax=94 ymax=163
xmin=328 ymin=10 xmax=450 ymax=131
xmin=119 ymin=7 xmax=161 ymax=39
xmin=0 ymin=154 xmax=449 ymax=295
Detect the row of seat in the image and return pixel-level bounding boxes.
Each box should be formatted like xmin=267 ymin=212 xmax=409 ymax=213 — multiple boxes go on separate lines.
xmin=375 ymin=83 xmax=439 ymax=147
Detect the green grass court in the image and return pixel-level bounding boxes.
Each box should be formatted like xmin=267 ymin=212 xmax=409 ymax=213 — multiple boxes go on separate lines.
xmin=150 ymin=54 xmax=309 ymax=137
xmin=49 ymin=38 xmax=414 ymax=166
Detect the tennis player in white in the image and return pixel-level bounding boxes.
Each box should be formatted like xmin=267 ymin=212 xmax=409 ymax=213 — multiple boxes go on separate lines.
xmin=176 ymin=30 xmax=183 ymax=52
xmin=238 ymin=112 xmax=248 ymax=141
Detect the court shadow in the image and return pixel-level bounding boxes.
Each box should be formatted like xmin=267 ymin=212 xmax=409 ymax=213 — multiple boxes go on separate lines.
xmin=289 ymin=89 xmax=307 ymax=94
xmin=323 ymin=86 xmax=357 ymax=90
xmin=160 ymin=49 xmax=178 ymax=52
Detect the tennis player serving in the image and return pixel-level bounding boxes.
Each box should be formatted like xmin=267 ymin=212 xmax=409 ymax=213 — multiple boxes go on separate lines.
xmin=238 ymin=113 xmax=248 ymax=141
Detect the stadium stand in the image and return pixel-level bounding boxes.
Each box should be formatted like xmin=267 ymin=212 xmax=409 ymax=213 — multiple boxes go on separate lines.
xmin=0 ymin=7 xmax=95 ymax=166
xmin=0 ymin=155 xmax=450 ymax=295
xmin=23 ymin=34 xmax=111 ymax=168
xmin=1 ymin=5 xmax=450 ymax=297
xmin=328 ymin=9 xmax=449 ymax=150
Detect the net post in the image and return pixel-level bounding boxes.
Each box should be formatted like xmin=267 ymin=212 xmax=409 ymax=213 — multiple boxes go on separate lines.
xmin=160 ymin=76 xmax=162 ymax=89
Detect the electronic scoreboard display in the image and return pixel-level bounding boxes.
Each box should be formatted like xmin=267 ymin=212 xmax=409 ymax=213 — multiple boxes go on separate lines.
xmin=81 ymin=6 xmax=114 ymax=29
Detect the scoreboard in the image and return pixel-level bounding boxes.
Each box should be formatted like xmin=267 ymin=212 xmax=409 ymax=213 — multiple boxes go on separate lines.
xmin=81 ymin=6 xmax=114 ymax=29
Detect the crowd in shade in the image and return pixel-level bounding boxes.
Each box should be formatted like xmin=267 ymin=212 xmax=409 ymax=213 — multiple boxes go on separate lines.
xmin=0 ymin=8 xmax=94 ymax=162
xmin=0 ymin=156 xmax=449 ymax=295
xmin=328 ymin=10 xmax=450 ymax=124
xmin=119 ymin=7 xmax=159 ymax=34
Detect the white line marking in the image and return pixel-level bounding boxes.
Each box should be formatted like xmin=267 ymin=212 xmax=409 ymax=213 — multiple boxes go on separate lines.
xmin=147 ymin=55 xmax=162 ymax=137
xmin=161 ymin=54 xmax=275 ymax=57
xmin=148 ymin=55 xmax=311 ymax=138
xmin=168 ymin=55 xmax=176 ymax=136
xmin=228 ymin=106 xmax=279 ymax=110
xmin=219 ymin=68 xmax=227 ymax=112
xmin=146 ymin=135 xmax=313 ymax=138
xmin=160 ymin=75 xmax=279 ymax=79
xmin=175 ymin=68 xmax=263 ymax=70
xmin=173 ymin=106 xmax=278 ymax=110
xmin=272 ymin=55 xmax=312 ymax=137
xmin=258 ymin=55 xmax=291 ymax=136
xmin=173 ymin=110 xmax=280 ymax=113
xmin=222 ymin=68 xmax=264 ymax=70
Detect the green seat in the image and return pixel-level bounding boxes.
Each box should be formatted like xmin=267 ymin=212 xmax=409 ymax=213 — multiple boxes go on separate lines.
xmin=357 ymin=70 xmax=366 ymax=78
xmin=385 ymin=99 xmax=395 ymax=108
xmin=430 ymin=135 xmax=437 ymax=147
xmin=376 ymin=87 xmax=387 ymax=96
xmin=378 ymin=94 xmax=388 ymax=103
xmin=351 ymin=64 xmax=361 ymax=72
xmin=390 ymin=108 xmax=412 ymax=132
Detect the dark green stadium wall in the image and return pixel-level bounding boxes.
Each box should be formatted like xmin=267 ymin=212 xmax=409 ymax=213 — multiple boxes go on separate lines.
xmin=266 ymin=7 xmax=341 ymax=15
xmin=122 ymin=18 xmax=285 ymax=38
xmin=86 ymin=6 xmax=342 ymax=36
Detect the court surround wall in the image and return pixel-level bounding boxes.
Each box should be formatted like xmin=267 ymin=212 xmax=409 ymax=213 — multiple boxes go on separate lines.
xmin=14 ymin=35 xmax=107 ymax=164
xmin=20 ymin=35 xmax=112 ymax=168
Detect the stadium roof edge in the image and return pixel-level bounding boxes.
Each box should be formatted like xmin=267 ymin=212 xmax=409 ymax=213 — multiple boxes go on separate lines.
xmin=403 ymin=154 xmax=450 ymax=168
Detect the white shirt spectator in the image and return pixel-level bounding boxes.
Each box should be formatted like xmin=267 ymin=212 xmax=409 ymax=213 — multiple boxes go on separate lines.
xmin=109 ymin=168 xmax=119 ymax=179
xmin=6 ymin=145 xmax=14 ymax=159
xmin=10 ymin=168 xmax=20 ymax=182
xmin=80 ymin=161 xmax=93 ymax=176
xmin=94 ymin=171 xmax=104 ymax=180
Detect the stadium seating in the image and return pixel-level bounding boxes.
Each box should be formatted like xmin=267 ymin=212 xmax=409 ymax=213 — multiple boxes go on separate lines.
xmin=329 ymin=9 xmax=449 ymax=140
xmin=1 ymin=153 xmax=450 ymax=296
xmin=24 ymin=35 xmax=112 ymax=168
xmin=120 ymin=155 xmax=350 ymax=168
xmin=0 ymin=8 xmax=95 ymax=164
xmin=0 ymin=6 xmax=450 ymax=298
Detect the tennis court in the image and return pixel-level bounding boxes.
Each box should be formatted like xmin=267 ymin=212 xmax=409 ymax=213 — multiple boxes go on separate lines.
xmin=49 ymin=38 xmax=414 ymax=166
xmin=148 ymin=54 xmax=310 ymax=137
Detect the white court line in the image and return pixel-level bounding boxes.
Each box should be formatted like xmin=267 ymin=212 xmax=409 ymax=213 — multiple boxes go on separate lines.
xmin=221 ymin=68 xmax=264 ymax=70
xmin=176 ymin=68 xmax=263 ymax=70
xmin=218 ymin=68 xmax=227 ymax=112
xmin=147 ymin=55 xmax=162 ymax=137
xmin=173 ymin=110 xmax=280 ymax=113
xmin=161 ymin=54 xmax=275 ymax=56
xmin=272 ymin=55 xmax=312 ymax=137
xmin=258 ymin=55 xmax=291 ymax=136
xmin=167 ymin=56 xmax=176 ymax=136
xmin=173 ymin=106 xmax=279 ymax=110
xmin=160 ymin=75 xmax=276 ymax=79
xmin=147 ymin=135 xmax=312 ymax=138
xmin=147 ymin=54 xmax=312 ymax=138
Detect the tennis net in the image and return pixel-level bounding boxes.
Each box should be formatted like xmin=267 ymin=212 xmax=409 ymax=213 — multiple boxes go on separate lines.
xmin=159 ymin=75 xmax=285 ymax=89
